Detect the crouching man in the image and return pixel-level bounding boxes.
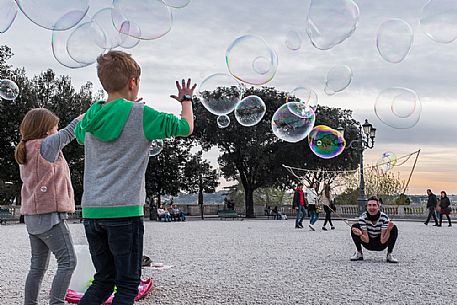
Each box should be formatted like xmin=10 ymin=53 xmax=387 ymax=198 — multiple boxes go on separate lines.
xmin=350 ymin=196 xmax=398 ymax=263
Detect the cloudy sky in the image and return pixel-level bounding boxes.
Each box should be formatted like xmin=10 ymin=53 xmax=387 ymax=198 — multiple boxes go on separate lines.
xmin=1 ymin=0 xmax=456 ymax=195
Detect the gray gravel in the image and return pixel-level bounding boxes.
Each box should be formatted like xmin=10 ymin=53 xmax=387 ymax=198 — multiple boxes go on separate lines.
xmin=0 ymin=219 xmax=455 ymax=305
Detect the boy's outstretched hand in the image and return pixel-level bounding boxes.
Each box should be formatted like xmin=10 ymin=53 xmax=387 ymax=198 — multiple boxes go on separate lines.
xmin=170 ymin=78 xmax=197 ymax=102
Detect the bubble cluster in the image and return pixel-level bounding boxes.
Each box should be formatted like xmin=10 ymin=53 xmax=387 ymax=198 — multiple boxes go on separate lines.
xmin=149 ymin=139 xmax=164 ymax=157
xmin=377 ymin=19 xmax=414 ymax=64
xmin=0 ymin=0 xmax=17 ymax=33
xmin=234 ymin=95 xmax=266 ymax=127
xmin=286 ymin=87 xmax=318 ymax=111
xmin=0 ymin=79 xmax=19 ymax=100
xmin=198 ymin=73 xmax=241 ymax=116
xmin=324 ymin=65 xmax=352 ymax=95
xmin=272 ymin=103 xmax=315 ymax=143
xmin=285 ymin=30 xmax=302 ymax=51
xmin=217 ymin=115 xmax=230 ymax=129
xmin=377 ymin=151 xmax=397 ymax=173
xmin=420 ymin=0 xmax=457 ymax=44
xmin=226 ymin=35 xmax=278 ymax=85
xmin=307 ymin=0 xmax=359 ymax=50
xmin=375 ymin=87 xmax=422 ymax=129
xmin=308 ymin=125 xmax=346 ymax=159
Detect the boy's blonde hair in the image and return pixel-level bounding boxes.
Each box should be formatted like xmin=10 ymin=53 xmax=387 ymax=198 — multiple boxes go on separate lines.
xmin=96 ymin=50 xmax=141 ymax=93
xmin=15 ymin=108 xmax=59 ymax=165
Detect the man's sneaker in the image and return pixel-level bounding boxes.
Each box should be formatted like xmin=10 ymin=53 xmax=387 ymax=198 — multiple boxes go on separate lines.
xmin=350 ymin=251 xmax=363 ymax=261
xmin=386 ymin=253 xmax=398 ymax=263
xmin=298 ymin=223 xmax=304 ymax=228
xmin=322 ymin=226 xmax=328 ymax=231
xmin=309 ymin=224 xmax=315 ymax=231
xmin=330 ymin=226 xmax=335 ymax=230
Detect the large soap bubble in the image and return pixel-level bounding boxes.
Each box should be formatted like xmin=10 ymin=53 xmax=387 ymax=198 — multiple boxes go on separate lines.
xmin=376 ymin=151 xmax=397 ymax=173
xmin=226 ymin=34 xmax=278 ymax=85
xmin=91 ymin=8 xmax=125 ymax=50
xmin=377 ymin=19 xmax=413 ymax=64
xmin=66 ymin=22 xmax=106 ymax=65
xmin=420 ymin=0 xmax=457 ymax=43
xmin=149 ymin=139 xmax=164 ymax=157
xmin=324 ymin=65 xmax=352 ymax=95
xmin=0 ymin=0 xmax=17 ymax=33
xmin=285 ymin=30 xmax=302 ymax=51
xmin=308 ymin=125 xmax=346 ymax=159
xmin=286 ymin=87 xmax=318 ymax=112
xmin=112 ymin=0 xmax=172 ymax=40
xmin=307 ymin=0 xmax=359 ymax=50
xmin=15 ymin=0 xmax=89 ymax=31
xmin=272 ymin=103 xmax=315 ymax=143
xmin=0 ymin=79 xmax=19 ymax=100
xmin=217 ymin=115 xmax=230 ymax=129
xmin=234 ymin=95 xmax=266 ymax=127
xmin=198 ymin=73 xmax=241 ymax=116
xmin=374 ymin=87 xmax=422 ymax=129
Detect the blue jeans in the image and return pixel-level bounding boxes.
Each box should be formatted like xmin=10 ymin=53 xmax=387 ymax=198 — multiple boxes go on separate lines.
xmin=309 ymin=210 xmax=319 ymax=225
xmin=79 ymin=217 xmax=144 ymax=305
xmin=295 ymin=205 xmax=307 ymax=226
xmin=24 ymin=220 xmax=76 ymax=305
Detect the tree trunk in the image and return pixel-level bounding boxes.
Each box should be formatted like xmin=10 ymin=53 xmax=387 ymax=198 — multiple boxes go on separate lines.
xmin=244 ymin=187 xmax=255 ymax=218
xmin=198 ymin=188 xmax=204 ymax=220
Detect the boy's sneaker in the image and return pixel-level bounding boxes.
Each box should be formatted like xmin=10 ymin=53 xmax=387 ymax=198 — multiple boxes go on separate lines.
xmin=386 ymin=253 xmax=398 ymax=263
xmin=350 ymin=251 xmax=363 ymax=261
xmin=322 ymin=226 xmax=327 ymax=231
xmin=308 ymin=224 xmax=315 ymax=231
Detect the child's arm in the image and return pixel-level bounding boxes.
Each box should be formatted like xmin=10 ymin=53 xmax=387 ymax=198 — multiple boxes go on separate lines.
xmin=41 ymin=115 xmax=84 ymax=162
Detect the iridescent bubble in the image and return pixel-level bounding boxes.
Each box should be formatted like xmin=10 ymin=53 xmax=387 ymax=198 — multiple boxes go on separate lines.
xmin=375 ymin=87 xmax=422 ymax=129
xmin=377 ymin=151 xmax=397 ymax=173
xmin=377 ymin=19 xmax=414 ymax=64
xmin=217 ymin=115 xmax=230 ymax=129
xmin=286 ymin=87 xmax=318 ymax=111
xmin=15 ymin=0 xmax=89 ymax=31
xmin=226 ymin=34 xmax=278 ymax=85
xmin=198 ymin=73 xmax=241 ymax=116
xmin=234 ymin=95 xmax=266 ymax=127
xmin=271 ymin=103 xmax=315 ymax=143
xmin=112 ymin=0 xmax=172 ymax=40
xmin=420 ymin=0 xmax=457 ymax=44
xmin=0 ymin=0 xmax=17 ymax=33
xmin=66 ymin=22 xmax=106 ymax=65
xmin=91 ymin=8 xmax=124 ymax=50
xmin=307 ymin=0 xmax=359 ymax=50
xmin=324 ymin=65 xmax=352 ymax=95
xmin=285 ymin=30 xmax=302 ymax=50
xmin=118 ymin=21 xmax=141 ymax=49
xmin=0 ymin=79 xmax=19 ymax=100
xmin=163 ymin=0 xmax=190 ymax=8
xmin=149 ymin=139 xmax=164 ymax=157
xmin=40 ymin=186 xmax=47 ymax=192
xmin=308 ymin=125 xmax=346 ymax=159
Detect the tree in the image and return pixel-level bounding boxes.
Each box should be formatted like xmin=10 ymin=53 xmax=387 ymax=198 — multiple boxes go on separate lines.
xmin=192 ymin=86 xmax=360 ymax=217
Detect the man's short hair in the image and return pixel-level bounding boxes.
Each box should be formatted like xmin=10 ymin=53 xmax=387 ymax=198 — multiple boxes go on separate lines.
xmin=297 ymin=182 xmax=303 ymax=187
xmin=426 ymin=189 xmax=431 ymax=192
xmin=96 ymin=50 xmax=141 ymax=93
xmin=367 ymin=196 xmax=379 ymax=204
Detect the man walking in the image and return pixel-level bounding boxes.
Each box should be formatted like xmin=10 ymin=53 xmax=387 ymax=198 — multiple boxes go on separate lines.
xmin=293 ymin=183 xmax=307 ymax=229
xmin=424 ymin=189 xmax=439 ymax=226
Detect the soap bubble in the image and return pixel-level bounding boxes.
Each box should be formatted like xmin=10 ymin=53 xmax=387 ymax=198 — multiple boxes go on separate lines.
xmin=374 ymin=87 xmax=421 ymax=129
xmin=226 ymin=34 xmax=278 ymax=85
xmin=217 ymin=115 xmax=230 ymax=129
xmin=420 ymin=0 xmax=457 ymax=43
xmin=66 ymin=22 xmax=106 ymax=65
xmin=234 ymin=95 xmax=266 ymax=127
xmin=0 ymin=0 xmax=17 ymax=33
xmin=377 ymin=151 xmax=397 ymax=173
xmin=307 ymin=0 xmax=359 ymax=50
xmin=0 ymin=79 xmax=19 ymax=100
xmin=272 ymin=103 xmax=315 ymax=143
xmin=324 ymin=65 xmax=352 ymax=95
xmin=15 ymin=0 xmax=89 ymax=31
xmin=40 ymin=186 xmax=47 ymax=192
xmin=118 ymin=21 xmax=141 ymax=49
xmin=91 ymin=8 xmax=125 ymax=50
xmin=377 ymin=19 xmax=414 ymax=64
xmin=149 ymin=139 xmax=164 ymax=157
xmin=163 ymin=0 xmax=190 ymax=8
xmin=308 ymin=125 xmax=346 ymax=159
xmin=198 ymin=73 xmax=241 ymax=115
xmin=286 ymin=87 xmax=318 ymax=111
xmin=285 ymin=30 xmax=302 ymax=50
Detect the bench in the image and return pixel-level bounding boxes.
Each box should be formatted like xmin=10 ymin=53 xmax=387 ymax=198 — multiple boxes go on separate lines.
xmin=218 ymin=209 xmax=239 ymax=220
xmin=0 ymin=207 xmax=20 ymax=224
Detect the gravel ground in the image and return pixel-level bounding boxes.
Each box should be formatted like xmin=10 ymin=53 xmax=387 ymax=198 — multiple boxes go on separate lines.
xmin=0 ymin=218 xmax=455 ymax=305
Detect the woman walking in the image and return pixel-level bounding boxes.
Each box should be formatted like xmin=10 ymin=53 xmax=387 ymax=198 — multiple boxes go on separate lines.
xmin=438 ymin=191 xmax=452 ymax=227
xmin=320 ymin=184 xmax=335 ymax=231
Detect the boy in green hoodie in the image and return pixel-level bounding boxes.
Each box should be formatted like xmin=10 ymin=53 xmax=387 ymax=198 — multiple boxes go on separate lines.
xmin=75 ymin=50 xmax=195 ymax=305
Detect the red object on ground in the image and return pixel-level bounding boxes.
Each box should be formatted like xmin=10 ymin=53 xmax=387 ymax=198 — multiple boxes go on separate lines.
xmin=65 ymin=278 xmax=153 ymax=304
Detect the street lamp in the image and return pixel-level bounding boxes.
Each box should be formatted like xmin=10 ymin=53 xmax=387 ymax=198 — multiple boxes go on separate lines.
xmin=338 ymin=119 xmax=376 ymax=215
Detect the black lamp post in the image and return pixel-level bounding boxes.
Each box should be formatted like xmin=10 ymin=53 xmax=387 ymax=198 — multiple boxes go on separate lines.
xmin=337 ymin=119 xmax=376 ymax=215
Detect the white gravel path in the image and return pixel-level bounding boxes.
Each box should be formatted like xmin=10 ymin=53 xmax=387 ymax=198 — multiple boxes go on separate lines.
xmin=0 ymin=219 xmax=455 ymax=304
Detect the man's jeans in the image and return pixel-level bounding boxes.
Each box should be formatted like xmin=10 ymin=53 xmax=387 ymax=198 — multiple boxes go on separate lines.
xmin=79 ymin=217 xmax=144 ymax=305
xmin=295 ymin=205 xmax=307 ymax=226
xmin=24 ymin=220 xmax=77 ymax=305
xmin=309 ymin=210 xmax=319 ymax=225
xmin=425 ymin=207 xmax=438 ymax=225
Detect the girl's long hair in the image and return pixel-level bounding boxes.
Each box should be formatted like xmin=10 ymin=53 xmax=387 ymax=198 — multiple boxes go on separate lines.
xmin=15 ymin=108 xmax=59 ymax=165
xmin=324 ymin=183 xmax=331 ymax=199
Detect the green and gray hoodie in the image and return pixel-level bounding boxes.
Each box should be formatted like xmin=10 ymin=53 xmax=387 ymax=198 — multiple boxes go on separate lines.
xmin=75 ymin=98 xmax=190 ymax=219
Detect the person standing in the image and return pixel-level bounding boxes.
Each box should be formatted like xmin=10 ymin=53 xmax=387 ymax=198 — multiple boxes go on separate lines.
xmin=306 ymin=182 xmax=319 ymax=231
xmin=438 ymin=191 xmax=452 ymax=227
xmin=424 ymin=189 xmax=439 ymax=226
xmin=292 ymin=183 xmax=307 ymax=228
xmin=320 ymin=184 xmax=335 ymax=231
xmin=16 ymin=108 xmax=83 ymax=305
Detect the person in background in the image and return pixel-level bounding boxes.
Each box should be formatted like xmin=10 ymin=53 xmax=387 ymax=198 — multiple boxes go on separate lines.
xmin=306 ymin=182 xmax=319 ymax=231
xmin=157 ymin=204 xmax=171 ymax=222
xmin=424 ymin=189 xmax=439 ymax=226
xmin=438 ymin=191 xmax=452 ymax=227
xmin=292 ymin=183 xmax=307 ymax=229
xmin=320 ymin=183 xmax=335 ymax=231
